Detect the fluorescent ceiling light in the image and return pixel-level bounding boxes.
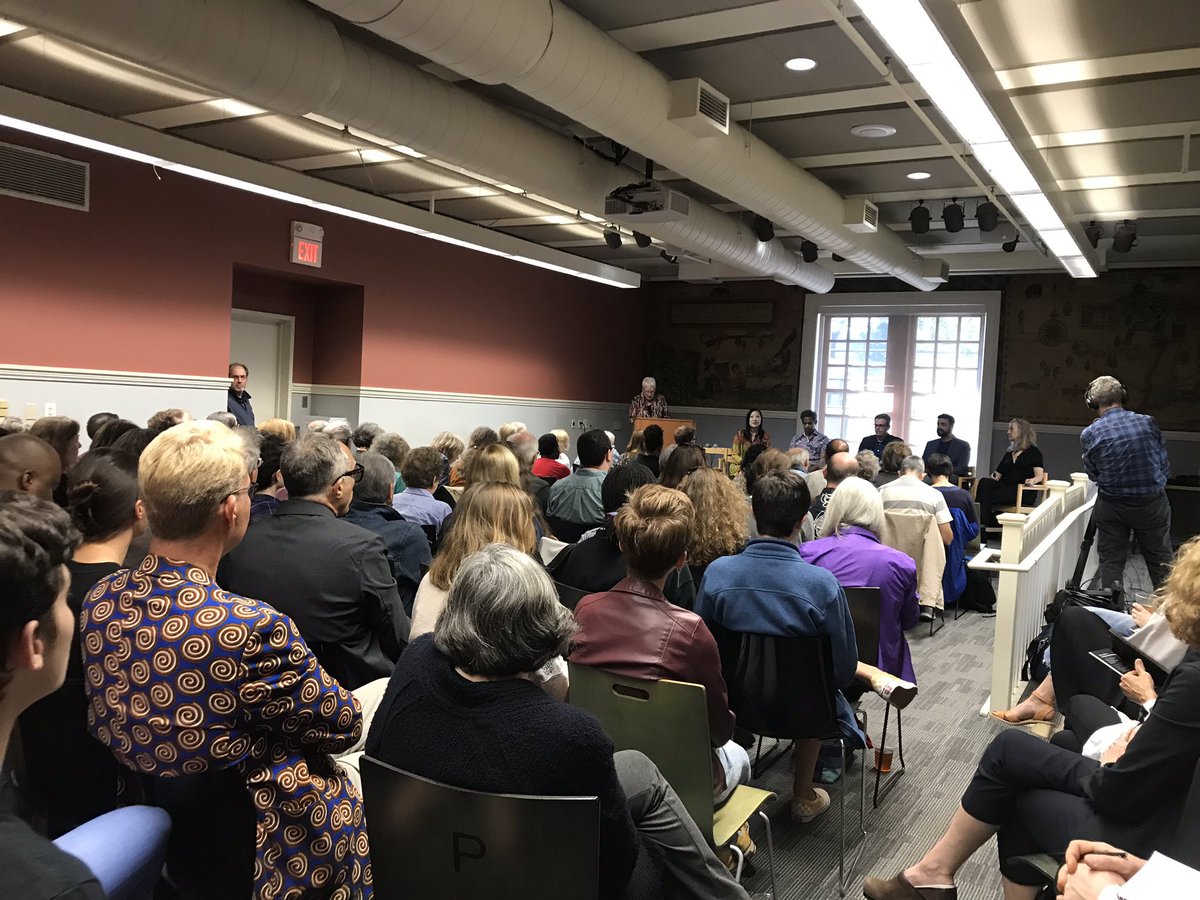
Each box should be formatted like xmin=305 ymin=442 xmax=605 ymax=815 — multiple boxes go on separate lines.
xmin=907 ymin=61 xmax=1005 ymax=144
xmin=906 ymin=171 xmax=932 ymax=180
xmin=0 ymin=18 xmax=26 ymax=38
xmin=1007 ymin=192 xmax=1065 ymax=232
xmin=851 ymin=0 xmax=956 ymax=67
xmin=969 ymin=141 xmax=1039 ymax=194
xmin=1038 ymin=229 xmax=1084 ymax=258
xmin=784 ymin=57 xmax=817 ymax=71
xmin=391 ymin=145 xmax=426 ymax=159
xmin=1059 ymin=256 xmax=1097 ymax=278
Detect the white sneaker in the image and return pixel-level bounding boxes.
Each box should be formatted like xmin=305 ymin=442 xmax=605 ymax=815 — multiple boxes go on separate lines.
xmin=873 ymin=675 xmax=918 ymax=710
xmin=790 ymin=787 xmax=831 ymax=823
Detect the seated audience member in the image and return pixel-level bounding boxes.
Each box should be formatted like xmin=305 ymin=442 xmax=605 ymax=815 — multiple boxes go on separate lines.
xmin=928 ymin=452 xmax=980 ymax=607
xmin=879 ymin=455 xmax=954 ymax=546
xmin=660 ymin=423 xmax=696 ymax=468
xmin=799 ymin=477 xmax=920 ymax=705
xmin=806 ymin=438 xmax=850 ymax=498
xmin=680 ymin=466 xmax=749 ymax=585
xmin=110 ymin=427 xmax=156 ymax=458
xmin=462 ymin=441 xmax=521 ymax=488
xmin=449 ymin=425 xmax=499 ymax=486
xmin=659 ymin=443 xmax=706 ymax=490
xmin=788 ymin=446 xmax=811 ymax=473
xmin=858 ymin=413 xmax=903 ymax=460
xmin=552 ymin=463 xmax=696 ymax=609
xmin=86 ymin=411 xmax=118 ymax=441
xmin=343 ymin=451 xmax=431 ymax=616
xmin=393 ymin=446 xmax=453 ymax=528
xmin=696 ymin=471 xmax=864 ymax=823
xmin=810 ymin=450 xmax=860 ymax=535
xmin=862 ymin=536 xmax=1200 ymax=900
xmin=351 ymin=422 xmax=383 ymax=453
xmin=1055 ymin=840 xmax=1200 ymax=900
xmin=747 ymin=448 xmax=815 ymax=544
xmin=0 ymin=492 xmax=106 ymax=899
xmin=506 ymin=432 xmax=553 ymax=519
xmin=730 ymin=408 xmax=770 ymax=476
xmin=874 ymin=440 xmax=911 ymax=488
xmin=0 ymin=416 xmax=26 ymax=436
xmin=533 ymin=432 xmax=572 ymax=481
xmin=976 ymin=417 xmax=1046 ymax=534
xmin=0 ymin=433 xmax=62 ymax=501
xmin=17 ymin=450 xmax=144 ymax=836
xmin=250 ymin=432 xmax=288 ymax=523
xmin=218 ymin=432 xmax=409 ymax=689
xmin=551 ymin=427 xmax=573 ymax=470
xmin=90 ymin=417 xmax=138 ymax=449
xmin=410 ymin=483 xmax=537 ymax=639
xmin=789 ymin=409 xmax=830 ymax=473
xmin=146 ymin=408 xmax=189 ymax=434
xmin=498 ymin=421 xmax=527 ymax=442
xmin=258 ymin=417 xmax=298 ymax=442
xmin=306 ymin=419 xmax=330 ymax=433
xmin=431 ymin=430 xmax=465 ymax=481
xmin=730 ymin=441 xmax=770 ymax=496
xmin=365 ymin=543 xmax=753 ymax=900
xmin=635 ymin=424 xmax=664 ymax=477
xmin=856 ymin=450 xmax=881 ymax=483
xmin=81 ymin=422 xmax=371 ymax=900
xmin=570 ymin=485 xmax=752 ymax=803
xmin=922 ymin=413 xmax=972 ymax=477
xmin=624 ymin=429 xmax=645 ymax=462
xmin=324 ymin=422 xmax=353 ymax=447
xmin=369 ymin=431 xmax=410 ymax=493
xmin=29 ymin=416 xmax=81 ymax=505
xmin=547 ymin=429 xmax=612 ymax=528
xmin=206 ymin=410 xmax=238 ymax=427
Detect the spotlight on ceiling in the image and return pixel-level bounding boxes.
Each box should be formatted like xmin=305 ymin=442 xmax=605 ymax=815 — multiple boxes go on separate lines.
xmin=942 ymin=198 xmax=965 ymax=233
xmin=976 ymin=200 xmax=999 ymax=233
xmin=1002 ymin=235 xmax=1019 ymax=253
xmin=800 ymin=240 xmax=819 ymax=263
xmin=633 ymin=230 xmax=652 ymax=249
xmin=1084 ymin=221 xmax=1102 ymax=249
xmin=909 ymin=200 xmax=931 ymax=235
xmin=1112 ymin=220 xmax=1137 ymax=253
xmin=831 ymin=253 xmax=845 ymax=263
xmin=906 ymin=171 xmax=931 ymax=181
xmin=603 ymin=228 xmax=622 ymax=250
xmin=784 ymin=57 xmax=817 ymax=71
xmin=660 ymin=250 xmax=679 ymax=265
xmin=752 ymin=215 xmax=775 ymax=243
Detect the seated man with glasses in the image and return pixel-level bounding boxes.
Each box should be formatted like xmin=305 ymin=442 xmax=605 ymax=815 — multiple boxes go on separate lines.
xmin=219 ymin=432 xmax=410 ymax=689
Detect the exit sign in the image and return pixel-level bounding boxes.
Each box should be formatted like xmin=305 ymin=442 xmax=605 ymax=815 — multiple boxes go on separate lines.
xmin=290 ymin=221 xmax=324 ymax=268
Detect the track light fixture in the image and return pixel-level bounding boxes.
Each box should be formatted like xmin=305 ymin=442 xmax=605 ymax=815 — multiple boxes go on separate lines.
xmin=800 ymin=240 xmax=819 ymax=263
xmin=1112 ymin=220 xmax=1137 ymax=253
xmin=633 ymin=230 xmax=652 ymax=248
xmin=942 ymin=198 xmax=965 ymax=233
xmin=831 ymin=253 xmax=845 ymax=263
xmin=660 ymin=250 xmax=679 ymax=265
xmin=909 ymin=199 xmax=930 ymax=235
xmin=603 ymin=227 xmax=622 ymax=250
xmin=1084 ymin=222 xmax=1102 ymax=249
xmin=1002 ymin=235 xmax=1019 ymax=253
xmin=752 ymin=215 xmax=775 ymax=243
xmin=975 ymin=199 xmax=999 ymax=232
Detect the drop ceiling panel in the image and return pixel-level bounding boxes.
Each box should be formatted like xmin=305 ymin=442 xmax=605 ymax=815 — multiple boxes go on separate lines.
xmin=1010 ymin=74 xmax=1200 ymax=135
xmin=1067 ymin=181 xmax=1200 ymax=214
xmin=809 ymin=156 xmax=973 ymax=196
xmin=321 ymin=162 xmax=472 ymax=195
xmin=750 ymin=106 xmax=944 ymax=159
xmin=171 ymin=115 xmax=363 ymax=161
xmin=560 ymin=0 xmax=771 ymax=32
xmin=1041 ymin=138 xmax=1184 ymax=181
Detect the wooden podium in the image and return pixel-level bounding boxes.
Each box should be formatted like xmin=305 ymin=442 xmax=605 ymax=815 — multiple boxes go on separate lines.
xmin=632 ymin=417 xmax=696 ymax=447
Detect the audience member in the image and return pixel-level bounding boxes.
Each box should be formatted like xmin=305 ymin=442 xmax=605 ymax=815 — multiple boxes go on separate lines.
xmin=342 ymin=451 xmax=431 ymax=617
xmin=29 ymin=416 xmax=80 ymax=504
xmin=461 ymin=441 xmax=521 ymax=487
xmin=810 ymin=450 xmax=859 ymax=535
xmin=922 ymin=413 xmax=972 ymax=476
xmin=636 ymin=424 xmax=664 ymax=477
xmin=731 ymin=441 xmax=771 ymax=495
xmin=659 ymin=443 xmax=706 ymax=490
xmin=430 ymin=430 xmax=465 ymax=486
xmin=856 ymin=449 xmax=881 ymax=482
xmin=1082 ymin=375 xmax=1173 ymax=589
xmin=498 ymin=420 xmax=527 ymax=442
xmin=0 ymin=433 xmax=62 ymax=501
xmin=226 ymin=362 xmax=254 ymax=426
xmin=410 ymin=482 xmax=537 ymax=639
xmin=393 ymin=446 xmax=453 ymax=528
xmin=17 ymin=450 xmax=144 ymax=836
xmin=258 ymin=417 xmax=297 ymax=442
xmin=89 ymin=417 xmax=138 ymax=449
xmin=366 ymin=543 xmax=751 ymax=900
xmin=324 ymin=422 xmax=353 ymax=447
xmin=624 ymin=429 xmax=645 ymax=461
xmin=548 ymin=429 xmax=612 ymax=528
xmin=1057 ymin=840 xmax=1200 ymax=900
xmin=730 ymin=408 xmax=770 ymax=476
xmin=628 ymin=375 xmax=668 ymax=421
xmin=789 ymin=409 xmax=830 ymax=472
xmin=976 ymin=417 xmax=1046 ymax=535
xmin=306 ymin=419 xmax=330 ymax=433
xmin=679 ymin=466 xmax=749 ymax=585
xmin=807 ymin=438 xmax=850 ymax=498
xmin=0 ymin=416 xmax=26 ymax=437
xmin=533 ymin=432 xmax=572 ymax=480
xmin=0 ymin=492 xmax=104 ymax=899
xmin=571 ymin=485 xmax=752 ymax=803
xmin=928 ymin=452 xmax=980 ymax=607
xmin=82 ymin=421 xmax=370 ymax=899
xmin=788 ymin=446 xmax=811 ymax=473
xmin=86 ymin=411 xmax=117 ymax=440
xmin=551 ymin=427 xmax=572 ymax=469
xmin=696 ymin=471 xmax=863 ymax=823
xmin=879 ymin=456 xmax=954 ymax=546
xmin=146 ymin=408 xmax=188 ymax=434
xmin=110 ymin=426 xmax=156 ymax=458
xmin=862 ymin=536 xmax=1200 ymax=900
xmin=205 ymin=410 xmax=237 ymax=427
xmin=874 ymin=440 xmax=911 ymax=488
xmin=450 ymin=425 xmax=499 ymax=486
xmin=747 ymin=448 xmax=815 ymax=543
xmin=858 ymin=413 xmax=903 ymax=460
xmin=370 ymin=431 xmax=410 ymax=492
xmin=250 ymin=432 xmax=288 ymax=522
xmin=351 ymin=422 xmax=383 ymax=452
xmin=218 ymin=432 xmax=409 ymax=689
xmin=506 ymin=431 xmax=552 ymax=518
xmin=659 ymin=423 xmax=696 ymax=468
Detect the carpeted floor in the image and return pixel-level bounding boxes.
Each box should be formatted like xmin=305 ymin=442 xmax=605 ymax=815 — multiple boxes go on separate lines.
xmin=736 ymin=552 xmax=1152 ymax=900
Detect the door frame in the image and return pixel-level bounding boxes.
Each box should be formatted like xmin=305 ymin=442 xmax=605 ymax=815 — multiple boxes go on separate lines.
xmin=230 ymin=308 xmax=295 ymax=422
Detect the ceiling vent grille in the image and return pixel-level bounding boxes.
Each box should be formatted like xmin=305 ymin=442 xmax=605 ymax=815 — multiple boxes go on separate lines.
xmin=843 ymin=198 xmax=879 ymax=234
xmin=668 ymin=78 xmax=730 ymax=137
xmin=0 ymin=141 xmax=90 ymax=211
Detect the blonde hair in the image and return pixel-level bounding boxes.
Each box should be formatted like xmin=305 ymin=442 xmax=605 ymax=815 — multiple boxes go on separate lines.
xmin=498 ymin=421 xmax=527 ymax=442
xmin=880 ymin=441 xmax=912 ymax=474
xmin=1163 ymin=537 xmax=1200 ymax=646
xmin=626 ymin=430 xmax=645 ymax=455
xmin=552 ymin=428 xmax=570 ymax=454
xmin=462 ymin=443 xmax=521 ymax=487
xmin=432 ymin=431 xmax=465 ymax=464
xmin=614 ymin=484 xmax=695 ymax=580
xmin=428 ymin=483 xmax=537 ymax=590
xmin=680 ymin=467 xmax=749 ymax=566
xmin=139 ymin=421 xmax=250 ymax=540
xmin=259 ymin=418 xmax=297 ymax=442
xmin=1009 ymin=418 xmax=1037 ymax=452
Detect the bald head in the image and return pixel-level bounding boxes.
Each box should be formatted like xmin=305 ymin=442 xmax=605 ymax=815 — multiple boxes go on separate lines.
xmin=0 ymin=433 xmax=63 ymax=500
xmin=825 ymin=451 xmax=860 ymax=487
xmin=825 ymin=438 xmax=850 ymax=463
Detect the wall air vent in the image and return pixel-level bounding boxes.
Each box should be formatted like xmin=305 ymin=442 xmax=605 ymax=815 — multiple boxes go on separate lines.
xmin=0 ymin=141 xmax=90 ymax=211
xmin=667 ymin=77 xmax=730 ymax=137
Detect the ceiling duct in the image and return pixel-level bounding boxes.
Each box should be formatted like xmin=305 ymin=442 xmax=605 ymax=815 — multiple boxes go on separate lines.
xmin=0 ymin=0 xmax=834 ymax=291
xmin=310 ymin=0 xmax=945 ymax=291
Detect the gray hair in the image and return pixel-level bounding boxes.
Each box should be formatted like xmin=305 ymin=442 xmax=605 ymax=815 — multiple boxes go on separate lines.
xmin=324 ymin=423 xmax=353 ymax=447
xmin=306 ymin=420 xmax=330 ymax=433
xmin=434 ymin=543 xmax=576 ymax=677
xmin=855 ymin=450 xmax=880 ymax=481
xmin=642 ymin=376 xmax=656 ymax=388
xmin=788 ymin=446 xmax=810 ymax=471
xmin=820 ymin=476 xmax=885 ymax=539
xmin=371 ymin=432 xmax=410 ymax=469
xmin=356 ymin=451 xmax=395 ymax=505
xmin=900 ymin=455 xmax=925 ymax=476
xmin=234 ymin=427 xmax=262 ymax=474
xmin=351 ymin=422 xmax=384 ymax=450
xmin=206 ymin=411 xmax=237 ymax=428
xmin=281 ymin=433 xmax=346 ymax=498
xmin=507 ymin=430 xmax=537 ymax=465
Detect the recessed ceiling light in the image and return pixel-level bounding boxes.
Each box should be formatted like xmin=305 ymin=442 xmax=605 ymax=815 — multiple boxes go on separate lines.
xmin=906 ymin=171 xmax=932 ymax=180
xmin=784 ymin=57 xmax=817 ymax=71
xmin=850 ymin=123 xmax=897 ymax=139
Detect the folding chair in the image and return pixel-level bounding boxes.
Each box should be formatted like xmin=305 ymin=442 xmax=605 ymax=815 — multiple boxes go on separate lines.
xmin=553 ymin=580 xmax=591 ymax=612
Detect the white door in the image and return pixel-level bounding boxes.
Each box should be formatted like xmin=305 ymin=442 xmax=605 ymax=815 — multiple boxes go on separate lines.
xmin=230 ymin=311 xmax=294 ymax=422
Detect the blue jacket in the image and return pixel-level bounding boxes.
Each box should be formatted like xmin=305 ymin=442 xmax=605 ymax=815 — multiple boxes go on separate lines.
xmin=343 ymin=500 xmax=432 ymax=616
xmin=943 ymin=506 xmax=979 ymax=606
xmin=695 ymin=539 xmax=864 ymax=746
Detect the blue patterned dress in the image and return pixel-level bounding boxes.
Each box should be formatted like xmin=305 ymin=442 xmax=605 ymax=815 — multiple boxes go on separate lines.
xmin=81 ymin=555 xmax=372 ymax=899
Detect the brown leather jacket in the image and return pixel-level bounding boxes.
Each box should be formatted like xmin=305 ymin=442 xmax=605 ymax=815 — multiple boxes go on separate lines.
xmin=570 ymin=577 xmax=736 ymax=792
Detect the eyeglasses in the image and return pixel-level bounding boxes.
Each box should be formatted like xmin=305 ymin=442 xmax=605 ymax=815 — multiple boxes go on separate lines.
xmin=334 ymin=464 xmax=364 ymax=486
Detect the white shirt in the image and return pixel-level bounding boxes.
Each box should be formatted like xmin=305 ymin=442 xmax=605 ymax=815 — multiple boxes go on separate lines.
xmin=878 ymin=474 xmax=953 ymax=525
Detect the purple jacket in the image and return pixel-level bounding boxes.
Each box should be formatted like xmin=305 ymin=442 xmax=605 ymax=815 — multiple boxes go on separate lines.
xmin=799 ymin=526 xmax=920 ymax=683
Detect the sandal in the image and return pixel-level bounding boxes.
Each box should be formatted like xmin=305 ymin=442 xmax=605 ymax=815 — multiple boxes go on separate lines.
xmin=988 ymin=691 xmax=1055 ymax=725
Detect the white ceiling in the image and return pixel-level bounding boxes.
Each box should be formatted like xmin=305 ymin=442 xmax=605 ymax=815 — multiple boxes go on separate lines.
xmin=2 ymin=0 xmax=1198 ymax=282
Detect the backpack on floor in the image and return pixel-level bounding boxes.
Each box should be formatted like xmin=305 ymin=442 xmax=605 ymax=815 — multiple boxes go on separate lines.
xmin=1022 ymin=622 xmax=1053 ymax=682
xmin=959 ymin=565 xmax=996 ymax=613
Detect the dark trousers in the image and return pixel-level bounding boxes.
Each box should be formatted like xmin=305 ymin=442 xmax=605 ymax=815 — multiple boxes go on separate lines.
xmin=975 ymin=478 xmax=1018 ymax=530
xmin=1095 ymin=491 xmax=1173 ymax=589
xmin=1050 ymin=606 xmax=1125 ymax=712
xmin=1050 ymin=694 xmax=1123 ymax=754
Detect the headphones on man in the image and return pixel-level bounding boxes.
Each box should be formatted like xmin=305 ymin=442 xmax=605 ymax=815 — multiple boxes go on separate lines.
xmin=1084 ymin=376 xmax=1128 ymax=411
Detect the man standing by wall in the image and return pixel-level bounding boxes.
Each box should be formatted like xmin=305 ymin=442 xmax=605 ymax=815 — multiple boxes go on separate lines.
xmin=227 ymin=362 xmax=255 ymax=426
xmin=1081 ymin=375 xmax=1173 ymax=589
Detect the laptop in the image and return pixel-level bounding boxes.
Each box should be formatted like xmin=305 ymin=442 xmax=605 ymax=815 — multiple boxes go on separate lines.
xmin=1089 ymin=629 xmax=1171 ymax=686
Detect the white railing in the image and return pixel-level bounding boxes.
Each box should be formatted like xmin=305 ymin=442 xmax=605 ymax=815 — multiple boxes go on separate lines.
xmin=968 ymin=473 xmax=1096 ymax=712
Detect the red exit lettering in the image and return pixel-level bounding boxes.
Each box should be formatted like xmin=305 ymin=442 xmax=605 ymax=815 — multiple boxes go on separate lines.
xmin=291 ymin=237 xmax=323 ymax=267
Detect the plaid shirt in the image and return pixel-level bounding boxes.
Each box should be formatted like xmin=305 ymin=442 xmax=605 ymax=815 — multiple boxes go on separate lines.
xmin=1081 ymin=407 xmax=1170 ymax=497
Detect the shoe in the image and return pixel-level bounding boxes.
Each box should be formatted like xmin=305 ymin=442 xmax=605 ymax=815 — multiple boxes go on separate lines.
xmin=716 ymin=821 xmax=756 ymax=874
xmin=918 ymin=606 xmax=935 ymax=623
xmin=790 ymin=787 xmax=830 ymax=823
xmin=871 ymin=674 xmax=918 ymax=710
xmin=988 ymin=691 xmax=1055 ymax=725
xmin=862 ymin=871 xmax=957 ymax=899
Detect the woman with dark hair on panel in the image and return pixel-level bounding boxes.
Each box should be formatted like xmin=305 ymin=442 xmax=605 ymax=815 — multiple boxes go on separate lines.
xmin=729 ymin=408 xmax=770 ymax=476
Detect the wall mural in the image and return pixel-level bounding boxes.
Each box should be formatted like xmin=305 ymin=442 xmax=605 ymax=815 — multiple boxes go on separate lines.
xmin=999 ymin=269 xmax=1200 ymax=429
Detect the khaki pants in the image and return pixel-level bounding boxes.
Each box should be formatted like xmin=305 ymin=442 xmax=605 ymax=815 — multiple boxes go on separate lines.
xmin=336 ymin=677 xmax=390 ymax=795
